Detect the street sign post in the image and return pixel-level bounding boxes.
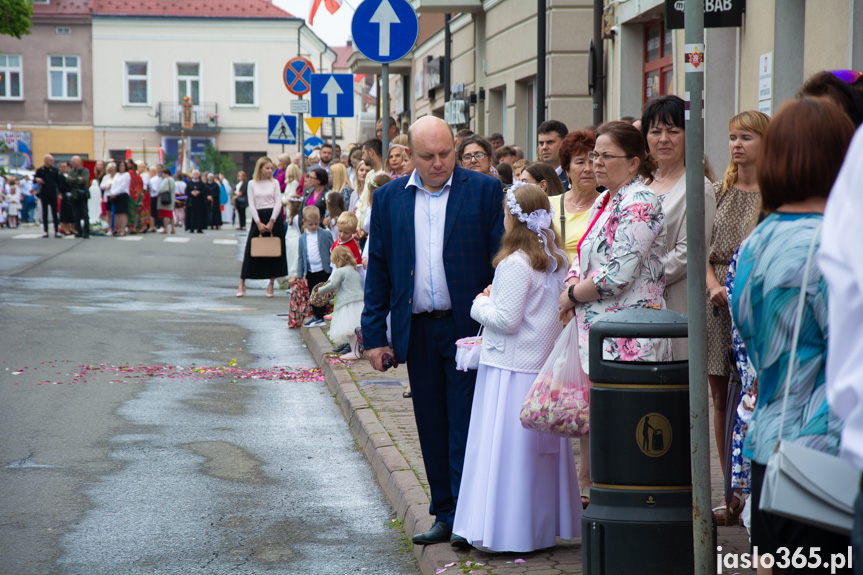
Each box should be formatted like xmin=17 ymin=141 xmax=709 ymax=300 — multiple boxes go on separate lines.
xmin=303 ymin=136 xmax=325 ymax=157
xmin=352 ymin=0 xmax=418 ymax=153
xmin=283 ymin=57 xmax=315 ymax=173
xmin=268 ymin=115 xmax=297 ymax=145
xmin=310 ymin=74 xmax=355 ymax=118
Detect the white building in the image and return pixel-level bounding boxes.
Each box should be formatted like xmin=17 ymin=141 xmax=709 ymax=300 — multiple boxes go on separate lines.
xmin=91 ymin=0 xmax=335 ymax=175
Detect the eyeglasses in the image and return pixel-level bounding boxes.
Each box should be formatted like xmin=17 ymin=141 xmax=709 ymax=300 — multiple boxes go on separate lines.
xmin=588 ymin=151 xmax=631 ymax=163
xmin=830 ymin=69 xmax=863 ymax=84
xmin=462 ymin=152 xmax=488 ymax=162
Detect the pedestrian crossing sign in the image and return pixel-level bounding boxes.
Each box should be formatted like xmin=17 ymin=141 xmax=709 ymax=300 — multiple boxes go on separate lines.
xmin=268 ymin=115 xmax=297 ymax=145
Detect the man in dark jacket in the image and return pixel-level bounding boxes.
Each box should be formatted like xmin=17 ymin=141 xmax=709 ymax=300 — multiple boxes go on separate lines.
xmin=34 ymin=154 xmax=61 ymax=238
xmin=68 ymin=155 xmax=90 ymax=238
xmin=205 ymin=173 xmax=221 ymax=230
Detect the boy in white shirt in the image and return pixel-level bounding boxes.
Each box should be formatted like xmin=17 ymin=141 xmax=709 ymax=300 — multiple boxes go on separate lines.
xmin=295 ymin=205 xmax=333 ymax=327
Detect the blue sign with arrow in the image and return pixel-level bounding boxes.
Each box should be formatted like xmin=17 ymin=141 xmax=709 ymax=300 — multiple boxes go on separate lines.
xmin=304 ymin=136 xmax=326 ymax=157
xmin=310 ymin=74 xmax=354 ymax=118
xmin=351 ymin=0 xmax=418 ymax=63
xmin=267 ymin=114 xmax=297 ymax=145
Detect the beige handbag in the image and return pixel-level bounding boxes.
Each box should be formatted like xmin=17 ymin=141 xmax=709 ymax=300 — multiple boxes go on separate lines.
xmin=250 ymin=231 xmax=281 ymax=257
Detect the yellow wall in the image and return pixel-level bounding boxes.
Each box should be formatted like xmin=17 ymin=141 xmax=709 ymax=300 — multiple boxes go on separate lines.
xmin=14 ymin=126 xmax=94 ymax=165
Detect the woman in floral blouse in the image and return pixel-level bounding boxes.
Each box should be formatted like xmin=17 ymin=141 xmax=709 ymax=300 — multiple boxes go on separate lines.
xmin=558 ymin=121 xmax=670 ymax=372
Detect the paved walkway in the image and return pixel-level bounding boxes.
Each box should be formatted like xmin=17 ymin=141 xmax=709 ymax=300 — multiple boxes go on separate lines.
xmin=301 ymin=326 xmax=754 ymax=575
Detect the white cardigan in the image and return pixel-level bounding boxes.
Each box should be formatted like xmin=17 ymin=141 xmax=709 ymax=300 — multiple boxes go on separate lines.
xmin=470 ymin=250 xmax=563 ymax=373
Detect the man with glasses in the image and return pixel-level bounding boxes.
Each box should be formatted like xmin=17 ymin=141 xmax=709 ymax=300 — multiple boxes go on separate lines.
xmin=537 ymin=120 xmax=569 ymax=188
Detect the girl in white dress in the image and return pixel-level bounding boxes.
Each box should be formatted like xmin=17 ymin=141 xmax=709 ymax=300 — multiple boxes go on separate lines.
xmin=453 ymin=182 xmax=582 ymax=552
xmin=284 ymin=191 xmax=303 ymax=280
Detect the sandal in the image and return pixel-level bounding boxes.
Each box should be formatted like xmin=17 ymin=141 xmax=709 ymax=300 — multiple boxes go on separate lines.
xmin=580 ymin=486 xmax=591 ymax=509
xmin=403 ymin=390 xmax=412 ymax=399
xmin=713 ymin=492 xmax=745 ymax=526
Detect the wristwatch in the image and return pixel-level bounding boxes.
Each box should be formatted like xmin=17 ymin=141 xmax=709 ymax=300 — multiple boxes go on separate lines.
xmin=568 ymin=284 xmax=578 ymax=304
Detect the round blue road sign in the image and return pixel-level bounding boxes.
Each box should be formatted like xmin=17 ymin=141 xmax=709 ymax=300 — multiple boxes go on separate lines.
xmin=351 ymin=0 xmax=418 ymax=64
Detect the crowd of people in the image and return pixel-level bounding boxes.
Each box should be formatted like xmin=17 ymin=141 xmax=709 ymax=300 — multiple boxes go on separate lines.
xmin=231 ymin=68 xmax=863 ymax=571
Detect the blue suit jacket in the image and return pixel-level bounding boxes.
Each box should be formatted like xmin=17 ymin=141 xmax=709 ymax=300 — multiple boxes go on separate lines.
xmin=361 ymin=166 xmax=505 ymax=363
xmin=296 ymin=228 xmax=333 ymax=277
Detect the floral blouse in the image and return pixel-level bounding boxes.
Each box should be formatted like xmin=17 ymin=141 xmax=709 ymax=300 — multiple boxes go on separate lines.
xmin=569 ymin=178 xmax=671 ymax=373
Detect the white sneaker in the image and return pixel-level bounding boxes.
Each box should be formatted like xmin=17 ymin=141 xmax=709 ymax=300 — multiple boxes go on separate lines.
xmin=308 ymin=319 xmax=326 ymax=328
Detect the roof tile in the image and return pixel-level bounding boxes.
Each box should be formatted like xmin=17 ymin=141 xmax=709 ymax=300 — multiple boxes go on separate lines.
xmin=91 ymin=0 xmax=295 ymax=19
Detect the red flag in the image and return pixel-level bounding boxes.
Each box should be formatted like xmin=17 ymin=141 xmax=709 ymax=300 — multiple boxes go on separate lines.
xmin=125 ymin=148 xmax=132 ymax=160
xmin=309 ymin=0 xmax=342 ymax=25
xmin=158 ymin=146 xmax=165 ymax=165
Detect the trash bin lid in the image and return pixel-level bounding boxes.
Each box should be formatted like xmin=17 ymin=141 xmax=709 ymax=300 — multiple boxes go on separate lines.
xmin=589 ymin=307 xmax=689 ymax=385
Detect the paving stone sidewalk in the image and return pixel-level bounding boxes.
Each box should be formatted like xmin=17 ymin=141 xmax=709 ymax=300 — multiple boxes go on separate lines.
xmin=301 ymin=326 xmax=755 ymax=575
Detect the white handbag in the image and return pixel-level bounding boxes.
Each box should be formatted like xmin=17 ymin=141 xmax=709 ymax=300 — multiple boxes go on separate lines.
xmin=759 ymin=222 xmax=862 ymax=534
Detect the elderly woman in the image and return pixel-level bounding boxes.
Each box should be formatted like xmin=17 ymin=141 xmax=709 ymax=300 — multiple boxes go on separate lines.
xmin=641 ymin=95 xmax=716 ymax=360
xmin=558 ymin=121 xmax=669 ymax=368
xmin=704 ymin=110 xmax=770 ymax=524
xmin=519 ymin=162 xmax=566 ymax=198
xmin=458 ymin=135 xmax=495 ymax=176
xmin=384 ymin=144 xmax=405 ymax=178
xmin=730 ymin=98 xmax=853 ymax=572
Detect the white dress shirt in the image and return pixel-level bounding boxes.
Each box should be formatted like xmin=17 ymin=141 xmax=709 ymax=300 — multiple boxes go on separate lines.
xmin=819 ymin=129 xmax=863 ymax=470
xmin=148 ymin=175 xmax=161 ymax=197
xmin=306 ymin=230 xmax=324 ymax=273
xmin=110 ymin=172 xmax=130 ymax=196
xmin=408 ymin=169 xmax=453 ymax=314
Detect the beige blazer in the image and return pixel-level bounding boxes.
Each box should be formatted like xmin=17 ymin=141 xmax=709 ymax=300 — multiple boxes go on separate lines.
xmin=656 ymin=174 xmax=716 ymax=360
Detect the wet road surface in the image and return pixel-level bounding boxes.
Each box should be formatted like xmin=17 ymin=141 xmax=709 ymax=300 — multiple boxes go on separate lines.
xmin=0 ymin=227 xmax=418 ymax=575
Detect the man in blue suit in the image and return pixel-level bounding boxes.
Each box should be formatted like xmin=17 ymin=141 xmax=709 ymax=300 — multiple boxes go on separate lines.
xmin=362 ymin=117 xmax=505 ymax=548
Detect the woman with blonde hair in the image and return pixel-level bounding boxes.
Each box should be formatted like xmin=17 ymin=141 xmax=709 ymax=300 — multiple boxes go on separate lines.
xmin=274 ymin=153 xmax=291 ymax=192
xmin=330 ymin=162 xmax=352 ymax=211
xmin=237 ymin=156 xmax=287 ymax=298
xmin=350 ymin=161 xmax=369 ymax=212
xmin=705 ymin=110 xmax=770 ymax=524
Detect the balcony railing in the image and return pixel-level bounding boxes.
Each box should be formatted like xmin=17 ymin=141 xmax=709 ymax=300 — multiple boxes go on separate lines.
xmin=156 ymin=102 xmax=220 ymax=133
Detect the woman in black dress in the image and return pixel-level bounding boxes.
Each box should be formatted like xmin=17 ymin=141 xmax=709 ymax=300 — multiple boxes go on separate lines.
xmin=238 ymin=157 xmax=287 ymax=298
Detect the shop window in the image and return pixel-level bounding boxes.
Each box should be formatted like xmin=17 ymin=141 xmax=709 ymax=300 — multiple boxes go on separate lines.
xmin=643 ymin=21 xmax=673 ymax=104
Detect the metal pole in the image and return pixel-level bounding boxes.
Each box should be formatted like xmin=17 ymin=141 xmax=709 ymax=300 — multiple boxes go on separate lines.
xmin=298 ymin=96 xmax=306 ymax=175
xmin=592 ymin=0 xmax=604 ymax=126
xmin=684 ymin=1 xmax=713 ymax=574
xmin=332 ymin=118 xmax=337 ymax=154
xmin=444 ymin=14 xmax=451 ymax=103
xmin=382 ymin=63 xmax=390 ymax=153
xmin=537 ymin=0 xmax=546 ymax=128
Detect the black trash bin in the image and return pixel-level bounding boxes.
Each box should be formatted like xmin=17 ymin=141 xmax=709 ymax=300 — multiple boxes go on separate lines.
xmin=581 ymin=307 xmax=695 ymax=575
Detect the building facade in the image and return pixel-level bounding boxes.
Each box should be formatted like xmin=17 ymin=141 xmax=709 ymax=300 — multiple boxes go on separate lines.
xmin=604 ymin=0 xmax=863 ymax=171
xmin=0 ymin=0 xmax=94 ymax=167
xmin=90 ymin=0 xmax=335 ymax=175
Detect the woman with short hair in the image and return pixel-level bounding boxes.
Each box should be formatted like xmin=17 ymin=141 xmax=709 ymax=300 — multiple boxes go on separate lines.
xmin=730 ymin=97 xmax=854 ymax=571
xmin=233 ymin=170 xmax=248 ymax=231
xmin=458 ymin=135 xmax=495 ymax=176
xmin=301 ymin=167 xmax=329 ymax=227
xmin=641 ymin=95 xmax=716 ymax=360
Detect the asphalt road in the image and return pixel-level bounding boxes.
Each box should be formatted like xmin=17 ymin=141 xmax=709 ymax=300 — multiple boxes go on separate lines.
xmin=0 ymin=225 xmax=418 ymax=575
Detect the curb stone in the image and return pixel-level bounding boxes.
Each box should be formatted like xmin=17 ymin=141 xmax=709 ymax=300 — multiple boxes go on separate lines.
xmin=301 ymin=326 xmax=460 ymax=575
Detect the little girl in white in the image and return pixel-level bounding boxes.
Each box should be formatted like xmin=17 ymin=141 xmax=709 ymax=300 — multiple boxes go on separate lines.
xmin=316 ymin=246 xmax=365 ymax=359
xmin=452 ymin=182 xmax=582 ymax=552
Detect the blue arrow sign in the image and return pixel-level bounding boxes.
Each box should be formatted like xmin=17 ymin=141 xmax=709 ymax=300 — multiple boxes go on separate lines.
xmin=304 ymin=136 xmax=326 ymax=157
xmin=268 ymin=115 xmax=297 ymax=145
xmin=352 ymin=0 xmax=418 ymax=63
xmin=310 ymin=74 xmax=354 ymax=118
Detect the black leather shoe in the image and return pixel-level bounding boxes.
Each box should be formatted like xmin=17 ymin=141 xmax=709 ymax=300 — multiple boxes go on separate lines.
xmin=450 ymin=533 xmax=471 ymax=551
xmin=411 ymin=521 xmax=452 ymax=545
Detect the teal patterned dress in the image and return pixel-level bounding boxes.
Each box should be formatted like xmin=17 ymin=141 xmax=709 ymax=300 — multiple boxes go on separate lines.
xmin=729 ymin=212 xmax=842 ymax=466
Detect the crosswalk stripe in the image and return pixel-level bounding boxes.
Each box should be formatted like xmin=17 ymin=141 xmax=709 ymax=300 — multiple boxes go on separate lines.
xmin=163 ymin=237 xmax=190 ymax=243
xmin=13 ymin=234 xmax=45 ymax=239
xmin=116 ymin=236 xmax=143 ymax=241
xmin=212 ymin=239 xmax=238 ymax=245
